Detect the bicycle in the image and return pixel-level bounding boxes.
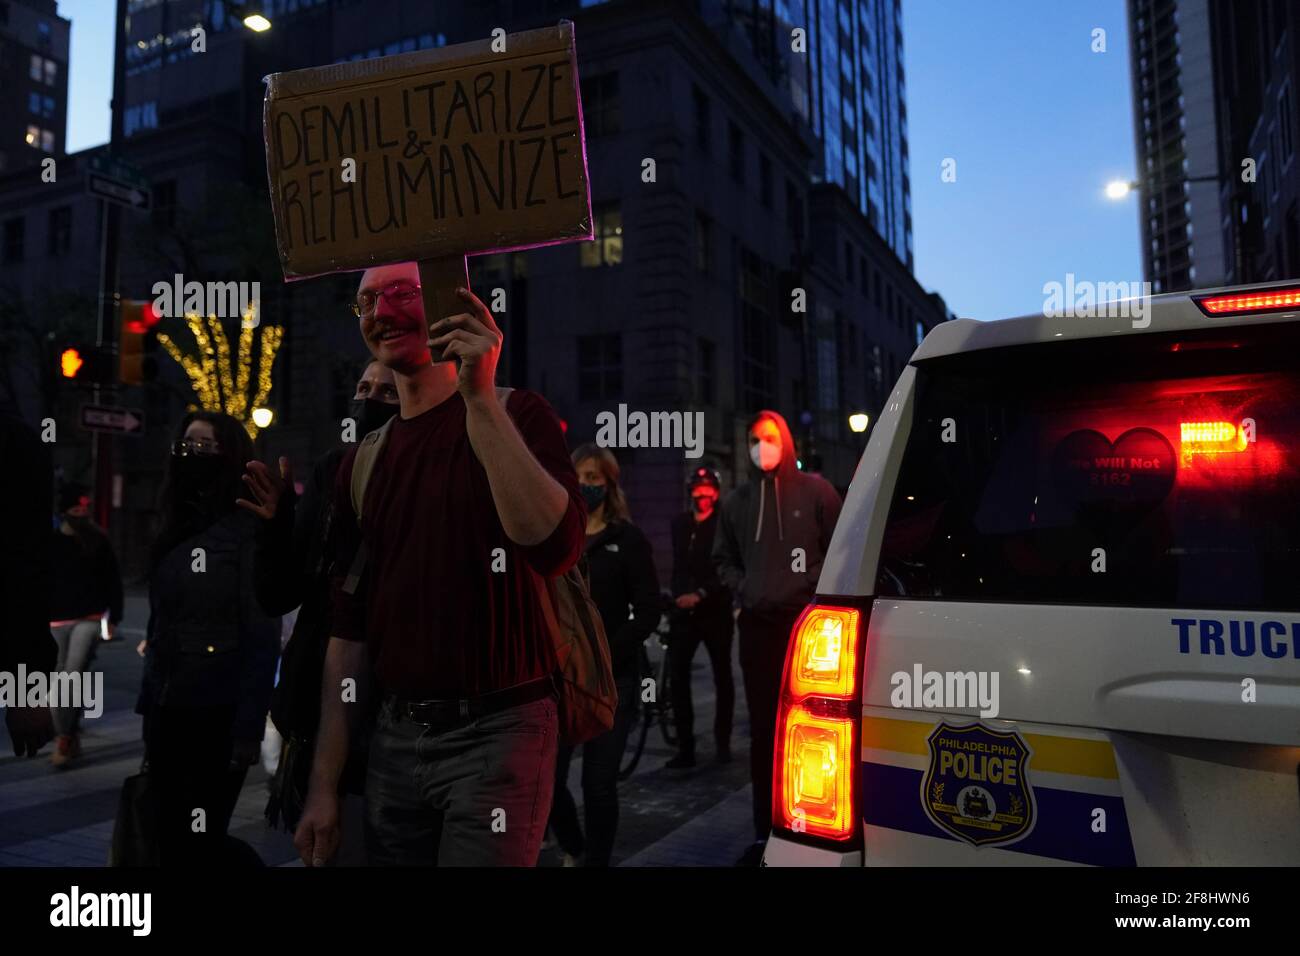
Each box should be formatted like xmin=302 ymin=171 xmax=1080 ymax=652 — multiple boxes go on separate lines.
xmin=618 ymin=606 xmax=678 ymax=780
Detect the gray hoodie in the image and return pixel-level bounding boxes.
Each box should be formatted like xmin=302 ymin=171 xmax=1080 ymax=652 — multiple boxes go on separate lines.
xmin=713 ymin=411 xmax=843 ymax=615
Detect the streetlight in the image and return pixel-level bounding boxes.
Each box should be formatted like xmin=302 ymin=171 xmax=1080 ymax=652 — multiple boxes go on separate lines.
xmin=848 ymin=412 xmax=870 ymax=433
xmin=230 ymin=2 xmax=272 ymax=31
xmin=1104 ymin=173 xmax=1223 ymax=200
xmin=1105 ymin=179 xmax=1133 ymax=200
xmin=251 ymin=407 xmax=274 ymax=429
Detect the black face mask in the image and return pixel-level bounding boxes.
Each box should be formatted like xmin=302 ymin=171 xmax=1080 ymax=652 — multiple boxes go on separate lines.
xmin=353 ymin=397 xmax=399 ymax=437
xmin=172 ymin=453 xmax=225 ymax=496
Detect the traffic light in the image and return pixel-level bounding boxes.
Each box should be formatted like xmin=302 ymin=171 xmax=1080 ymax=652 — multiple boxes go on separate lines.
xmin=58 ymin=344 xmax=113 ymax=384
xmin=119 ymin=299 xmax=161 ymax=385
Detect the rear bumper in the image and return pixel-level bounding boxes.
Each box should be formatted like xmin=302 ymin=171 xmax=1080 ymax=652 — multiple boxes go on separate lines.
xmin=762 ymin=833 xmax=862 ymax=867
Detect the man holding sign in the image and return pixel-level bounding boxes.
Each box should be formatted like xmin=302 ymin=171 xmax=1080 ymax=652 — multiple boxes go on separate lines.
xmin=295 ymin=263 xmax=585 ymax=867
xmin=264 ymin=24 xmax=594 ymax=866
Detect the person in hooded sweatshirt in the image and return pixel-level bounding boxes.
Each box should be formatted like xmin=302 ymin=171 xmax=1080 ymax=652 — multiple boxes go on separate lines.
xmin=240 ymin=359 xmax=399 ymax=848
xmin=713 ymin=410 xmax=842 ymax=866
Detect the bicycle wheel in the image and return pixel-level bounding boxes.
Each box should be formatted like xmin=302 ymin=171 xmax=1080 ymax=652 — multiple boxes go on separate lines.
xmin=656 ymin=639 xmax=678 ymax=748
xmin=618 ymin=647 xmax=652 ymax=779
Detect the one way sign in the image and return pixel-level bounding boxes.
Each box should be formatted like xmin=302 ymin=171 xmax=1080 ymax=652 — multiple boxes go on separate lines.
xmin=85 ymin=154 xmax=151 ymax=210
xmin=80 ymin=404 xmax=145 ymax=436
xmin=87 ymin=173 xmax=151 ymax=210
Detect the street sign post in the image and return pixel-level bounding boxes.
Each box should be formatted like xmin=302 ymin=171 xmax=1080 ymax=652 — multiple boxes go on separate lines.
xmin=85 ymin=154 xmax=151 ymax=210
xmin=80 ymin=403 xmax=145 ymax=437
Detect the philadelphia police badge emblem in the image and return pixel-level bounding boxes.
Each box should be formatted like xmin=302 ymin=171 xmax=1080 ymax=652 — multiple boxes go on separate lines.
xmin=921 ymin=722 xmax=1035 ymax=847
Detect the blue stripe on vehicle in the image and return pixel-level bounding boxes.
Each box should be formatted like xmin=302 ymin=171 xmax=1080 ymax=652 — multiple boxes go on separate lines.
xmin=861 ymin=761 xmax=1137 ymax=866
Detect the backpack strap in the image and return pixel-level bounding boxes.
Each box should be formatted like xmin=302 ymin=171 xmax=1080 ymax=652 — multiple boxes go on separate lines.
xmin=341 ymin=416 xmax=394 ymax=596
xmin=350 ymin=415 xmax=395 ymax=522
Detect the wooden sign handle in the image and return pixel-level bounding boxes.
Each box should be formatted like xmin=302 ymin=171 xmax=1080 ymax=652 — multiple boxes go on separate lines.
xmin=419 ymin=255 xmax=470 ymax=363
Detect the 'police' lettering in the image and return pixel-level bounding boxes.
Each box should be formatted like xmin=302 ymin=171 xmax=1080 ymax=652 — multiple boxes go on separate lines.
xmin=937 ymin=748 xmax=1018 ymax=787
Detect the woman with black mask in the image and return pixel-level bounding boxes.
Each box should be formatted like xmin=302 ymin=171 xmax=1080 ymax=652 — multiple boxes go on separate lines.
xmin=48 ymin=484 xmax=123 ymax=768
xmin=239 ymin=360 xmax=399 ymax=853
xmin=548 ymin=444 xmax=661 ymax=866
xmin=135 ymin=411 xmax=280 ymax=866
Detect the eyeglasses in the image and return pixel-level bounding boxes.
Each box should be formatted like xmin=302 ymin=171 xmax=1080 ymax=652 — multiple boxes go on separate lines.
xmin=171 ymin=438 xmax=221 ymax=457
xmin=353 ymin=281 xmax=422 ymax=318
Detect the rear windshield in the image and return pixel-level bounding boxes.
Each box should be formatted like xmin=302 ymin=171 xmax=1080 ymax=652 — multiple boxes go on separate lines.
xmin=877 ymin=322 xmax=1300 ymax=611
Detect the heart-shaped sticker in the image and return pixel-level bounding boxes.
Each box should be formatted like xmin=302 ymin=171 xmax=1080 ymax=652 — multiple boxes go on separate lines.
xmin=1051 ymin=427 xmax=1176 ymax=519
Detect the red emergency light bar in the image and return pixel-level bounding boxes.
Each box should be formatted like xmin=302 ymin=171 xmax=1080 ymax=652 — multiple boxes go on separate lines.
xmin=1195 ymin=287 xmax=1300 ymax=315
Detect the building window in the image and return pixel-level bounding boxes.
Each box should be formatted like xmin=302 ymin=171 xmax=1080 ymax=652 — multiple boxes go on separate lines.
xmin=693 ymin=85 xmax=710 ymax=151
xmin=759 ymin=153 xmax=772 ymax=208
xmin=25 ymin=125 xmax=53 ymax=152
xmin=124 ymin=101 xmax=158 ymax=137
xmin=153 ymin=179 xmax=177 ymax=227
xmin=786 ymin=179 xmax=804 ymax=240
xmin=47 ymin=206 xmax=71 ymax=256
xmin=30 ymin=54 xmax=41 ymax=81
xmin=844 ymin=242 xmax=854 ymax=282
xmin=739 ymin=246 xmax=775 ymax=411
xmin=43 ymin=58 xmax=57 ymax=86
xmin=577 ymin=334 xmax=622 ymax=401
xmin=695 ymin=210 xmax=711 ymax=274
xmin=859 ymin=256 xmax=869 ymax=295
xmin=697 ymin=337 xmax=716 ymax=404
xmin=580 ymin=202 xmax=623 ymax=267
xmin=873 ymin=269 xmax=882 ymax=308
xmin=728 ymin=122 xmax=744 ymax=184
xmin=2 ymin=218 xmax=24 ymax=263
xmin=580 ymin=72 xmax=620 ymax=137
xmin=1280 ymin=85 xmax=1294 ymax=163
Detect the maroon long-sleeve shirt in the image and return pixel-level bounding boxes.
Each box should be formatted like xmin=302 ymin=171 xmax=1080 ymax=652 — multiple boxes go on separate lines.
xmin=329 ymin=388 xmax=585 ymax=698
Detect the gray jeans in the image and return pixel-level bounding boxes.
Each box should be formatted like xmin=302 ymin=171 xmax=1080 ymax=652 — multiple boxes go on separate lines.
xmin=50 ymin=620 xmax=99 ymax=737
xmin=364 ymin=694 xmax=558 ymax=866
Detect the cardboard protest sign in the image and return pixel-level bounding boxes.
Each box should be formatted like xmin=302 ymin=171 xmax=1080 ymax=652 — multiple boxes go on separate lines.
xmin=262 ymin=21 xmax=592 ymax=342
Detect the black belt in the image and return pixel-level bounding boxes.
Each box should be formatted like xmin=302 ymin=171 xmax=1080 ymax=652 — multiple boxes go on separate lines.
xmin=386 ymin=676 xmax=554 ymax=731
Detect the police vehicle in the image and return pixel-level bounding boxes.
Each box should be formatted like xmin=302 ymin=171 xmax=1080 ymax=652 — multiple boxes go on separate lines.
xmin=763 ymin=283 xmax=1300 ymax=866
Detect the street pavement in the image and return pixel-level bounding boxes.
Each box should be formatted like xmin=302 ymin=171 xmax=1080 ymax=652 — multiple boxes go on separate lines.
xmin=0 ymin=592 xmax=757 ymax=867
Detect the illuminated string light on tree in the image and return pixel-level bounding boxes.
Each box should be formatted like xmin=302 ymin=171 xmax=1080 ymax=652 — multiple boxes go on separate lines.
xmin=157 ymin=305 xmax=283 ymax=437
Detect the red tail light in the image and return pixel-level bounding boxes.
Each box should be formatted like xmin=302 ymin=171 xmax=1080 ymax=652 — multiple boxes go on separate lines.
xmin=1194 ymin=287 xmax=1300 ymax=315
xmin=773 ymin=604 xmax=863 ymax=843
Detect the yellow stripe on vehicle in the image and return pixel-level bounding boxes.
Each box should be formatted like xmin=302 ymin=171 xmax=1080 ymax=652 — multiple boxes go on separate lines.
xmin=862 ymin=715 xmax=1118 ymax=780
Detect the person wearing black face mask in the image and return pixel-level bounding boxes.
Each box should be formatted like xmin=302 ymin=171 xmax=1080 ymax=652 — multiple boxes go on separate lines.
xmin=133 ymin=412 xmax=280 ymax=866
xmin=665 ymin=467 xmax=734 ymax=769
xmin=547 ymin=444 xmax=661 ymax=866
xmin=47 ymin=485 xmax=123 ymax=767
xmin=239 ymin=360 xmax=399 ymax=858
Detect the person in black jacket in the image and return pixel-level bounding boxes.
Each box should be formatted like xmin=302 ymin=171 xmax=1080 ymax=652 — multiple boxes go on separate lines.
xmin=238 ymin=360 xmax=399 ymax=842
xmin=0 ymin=412 xmax=55 ymax=759
xmin=135 ymin=411 xmax=280 ymax=866
xmin=665 ymin=466 xmax=734 ymax=769
xmin=548 ymin=443 xmax=660 ymax=866
xmin=48 ymin=484 xmax=123 ymax=767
